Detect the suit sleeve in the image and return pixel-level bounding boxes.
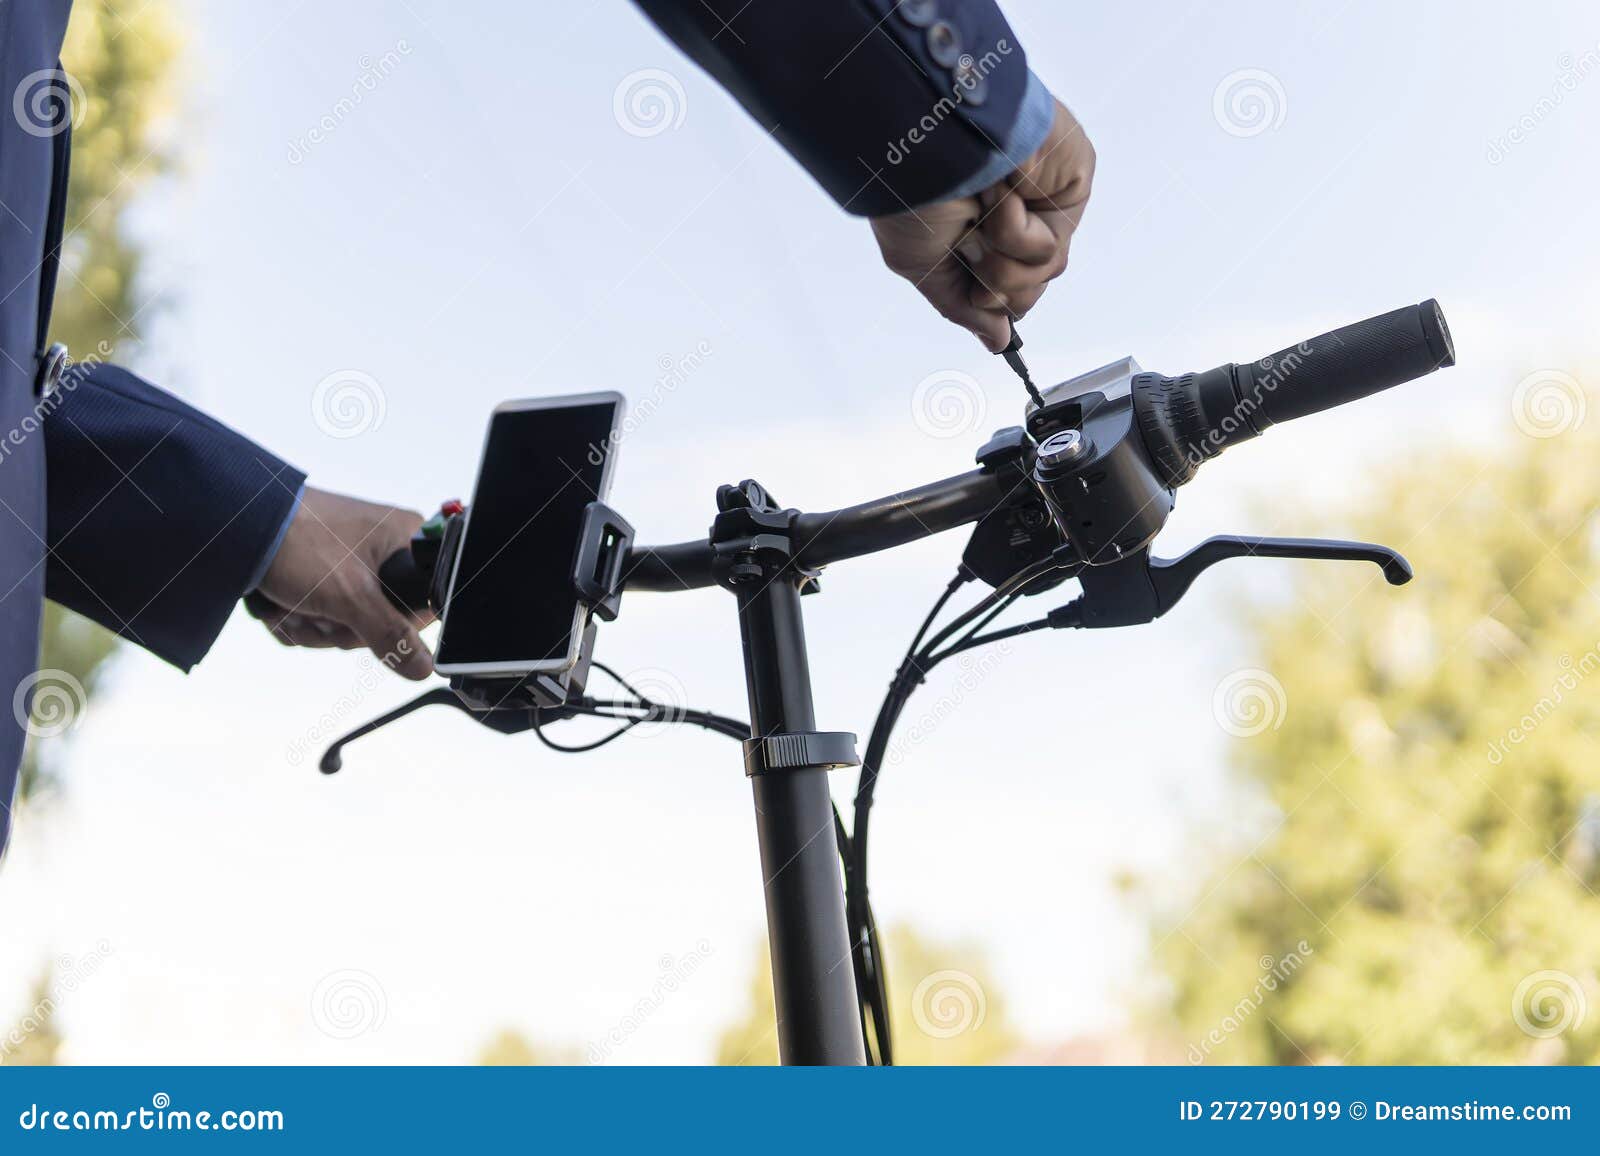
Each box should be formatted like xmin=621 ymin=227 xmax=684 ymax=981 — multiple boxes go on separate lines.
xmin=632 ymin=0 xmax=1050 ymax=215
xmin=42 ymin=361 xmax=305 ymax=671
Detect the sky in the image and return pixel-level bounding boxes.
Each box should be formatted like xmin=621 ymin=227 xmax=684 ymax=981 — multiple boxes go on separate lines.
xmin=0 ymin=0 xmax=1597 ymax=1063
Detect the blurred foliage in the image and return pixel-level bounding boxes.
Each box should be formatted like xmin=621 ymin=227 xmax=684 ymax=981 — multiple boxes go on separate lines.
xmin=51 ymin=0 xmax=180 ymax=348
xmin=20 ymin=0 xmax=179 ymax=800
xmin=1 ymin=972 xmax=63 ymax=1066
xmin=476 ymin=1029 xmax=580 ymax=1066
xmin=1154 ymin=415 xmax=1600 ymax=1064
xmin=716 ymin=924 xmax=1019 ymax=1065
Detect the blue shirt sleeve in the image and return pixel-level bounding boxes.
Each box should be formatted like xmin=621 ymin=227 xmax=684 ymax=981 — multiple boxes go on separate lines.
xmin=939 ymin=70 xmax=1056 ymax=201
xmin=246 ymin=480 xmax=304 ymax=594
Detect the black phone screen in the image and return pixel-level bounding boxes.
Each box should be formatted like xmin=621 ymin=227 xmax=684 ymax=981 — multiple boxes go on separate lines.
xmin=436 ymin=398 xmax=619 ymax=670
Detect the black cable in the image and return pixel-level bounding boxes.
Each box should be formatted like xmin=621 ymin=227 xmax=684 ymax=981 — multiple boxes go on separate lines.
xmin=531 ymin=710 xmax=640 ymax=753
xmin=846 ymin=555 xmax=1062 ymax=1066
xmin=539 ymin=656 xmax=909 ymax=1065
xmin=931 ymin=616 xmax=1051 ymax=660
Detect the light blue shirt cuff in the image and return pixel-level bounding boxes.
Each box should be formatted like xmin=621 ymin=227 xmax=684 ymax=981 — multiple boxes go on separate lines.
xmin=246 ymin=480 xmax=305 ymax=594
xmin=940 ymin=70 xmax=1056 ymax=202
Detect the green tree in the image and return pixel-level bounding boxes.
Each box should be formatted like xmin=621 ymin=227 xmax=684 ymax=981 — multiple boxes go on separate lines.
xmin=19 ymin=0 xmax=180 ymax=800
xmin=716 ymin=925 xmax=1019 ymax=1065
xmin=1152 ymin=406 xmax=1600 ymax=1064
xmin=0 ymin=972 xmax=63 ymax=1066
xmin=476 ymin=1029 xmax=580 ymax=1066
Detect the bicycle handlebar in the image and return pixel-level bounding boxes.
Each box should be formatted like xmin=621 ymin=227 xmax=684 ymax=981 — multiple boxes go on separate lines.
xmin=384 ymin=300 xmax=1454 ymax=608
xmin=621 ymin=468 xmax=1014 ymax=592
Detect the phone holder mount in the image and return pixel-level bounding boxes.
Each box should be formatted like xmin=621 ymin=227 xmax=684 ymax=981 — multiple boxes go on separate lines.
xmin=432 ymin=498 xmax=634 ymax=711
xmin=317 ymin=498 xmax=635 ymax=772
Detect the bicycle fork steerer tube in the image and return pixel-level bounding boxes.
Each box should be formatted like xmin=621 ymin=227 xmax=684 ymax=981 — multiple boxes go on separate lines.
xmin=712 ymin=480 xmax=867 ymax=1065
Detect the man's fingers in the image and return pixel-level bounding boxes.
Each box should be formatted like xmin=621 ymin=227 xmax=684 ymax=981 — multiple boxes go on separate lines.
xmin=979 ymin=192 xmax=1059 ymax=264
xmin=350 ymin=601 xmax=434 ymax=680
xmin=966 ymin=248 xmax=1066 ymax=313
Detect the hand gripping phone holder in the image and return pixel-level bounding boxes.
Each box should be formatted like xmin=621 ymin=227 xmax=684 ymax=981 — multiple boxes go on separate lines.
xmin=318 ymin=498 xmax=638 ymax=773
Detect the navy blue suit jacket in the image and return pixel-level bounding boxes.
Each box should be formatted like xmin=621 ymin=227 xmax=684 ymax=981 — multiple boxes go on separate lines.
xmin=0 ymin=1 xmax=304 ymax=857
xmin=634 ymin=0 xmax=1041 ymax=214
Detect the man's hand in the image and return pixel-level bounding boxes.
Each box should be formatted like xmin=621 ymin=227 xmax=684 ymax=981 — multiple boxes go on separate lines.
xmin=255 ymin=487 xmax=434 ymax=680
xmin=870 ymin=100 xmax=1095 ymax=351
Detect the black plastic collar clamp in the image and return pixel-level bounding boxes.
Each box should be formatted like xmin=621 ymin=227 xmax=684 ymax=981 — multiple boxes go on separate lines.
xmin=741 ymin=731 xmax=860 ymax=777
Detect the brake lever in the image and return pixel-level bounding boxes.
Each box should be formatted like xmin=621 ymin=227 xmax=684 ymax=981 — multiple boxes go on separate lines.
xmin=316 ymin=688 xmax=577 ymax=774
xmin=1052 ymin=535 xmax=1411 ymax=629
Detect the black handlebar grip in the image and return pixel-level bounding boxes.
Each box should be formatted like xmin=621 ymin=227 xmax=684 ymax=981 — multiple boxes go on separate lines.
xmin=1133 ymin=300 xmax=1455 ymax=487
xmin=1235 ymin=299 xmax=1454 ymax=432
xmin=377 ymin=546 xmax=431 ymax=614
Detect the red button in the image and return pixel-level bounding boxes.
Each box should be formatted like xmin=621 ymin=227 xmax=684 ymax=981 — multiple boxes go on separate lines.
xmin=440 ymin=499 xmax=465 ymax=517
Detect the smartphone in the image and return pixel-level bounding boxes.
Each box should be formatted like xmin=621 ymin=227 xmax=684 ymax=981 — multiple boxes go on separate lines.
xmin=434 ymin=392 xmax=623 ymax=677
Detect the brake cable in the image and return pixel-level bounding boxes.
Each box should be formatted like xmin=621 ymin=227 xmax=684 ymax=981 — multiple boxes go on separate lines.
xmin=847 ymin=554 xmax=1063 ymax=1064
